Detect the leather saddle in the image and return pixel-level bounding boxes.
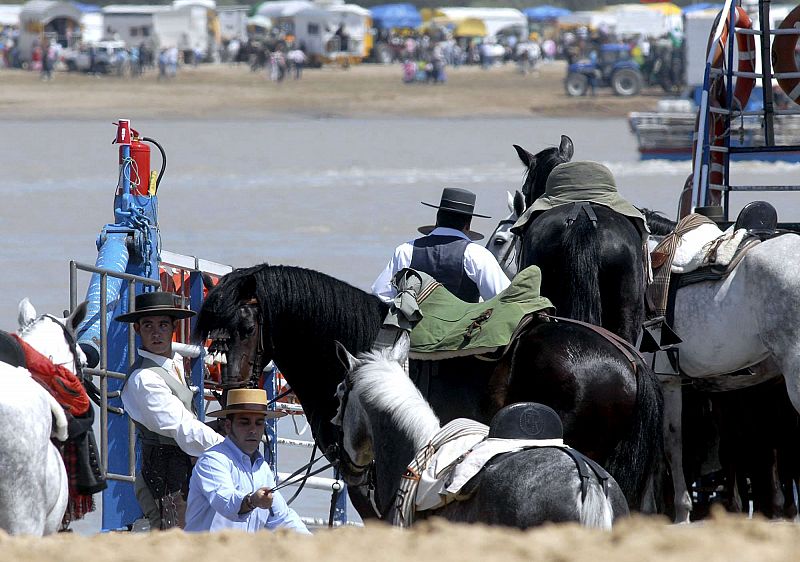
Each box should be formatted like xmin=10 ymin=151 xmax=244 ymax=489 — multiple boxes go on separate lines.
xmin=488 ymin=402 xmax=563 ymax=440
xmin=0 ymin=330 xmax=26 ymax=369
xmin=734 ymin=200 xmax=778 ymax=240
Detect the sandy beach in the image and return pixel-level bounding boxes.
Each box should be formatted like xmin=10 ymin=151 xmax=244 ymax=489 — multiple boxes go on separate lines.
xmin=2 ymin=511 xmax=800 ymax=562
xmin=0 ymin=61 xmax=663 ymax=120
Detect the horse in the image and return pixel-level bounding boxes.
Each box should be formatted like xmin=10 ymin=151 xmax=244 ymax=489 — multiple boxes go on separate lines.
xmin=485 ymin=190 xmax=525 ymax=279
xmin=332 ymin=333 xmax=629 ymax=529
xmin=194 ymin=263 xmax=664 ymax=514
xmin=643 ymin=209 xmax=800 ymax=522
xmin=512 ymin=136 xmax=646 ymax=344
xmin=0 ymin=298 xmax=88 ymax=535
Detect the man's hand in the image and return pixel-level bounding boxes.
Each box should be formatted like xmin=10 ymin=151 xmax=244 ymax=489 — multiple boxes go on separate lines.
xmin=249 ymin=487 xmax=274 ymax=510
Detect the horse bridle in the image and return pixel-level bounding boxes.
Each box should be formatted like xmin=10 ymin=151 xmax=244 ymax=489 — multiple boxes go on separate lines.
xmin=212 ymin=299 xmax=270 ymax=390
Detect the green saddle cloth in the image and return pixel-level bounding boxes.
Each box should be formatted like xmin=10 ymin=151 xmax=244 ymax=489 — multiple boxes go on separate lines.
xmin=391 ymin=266 xmax=553 ymax=359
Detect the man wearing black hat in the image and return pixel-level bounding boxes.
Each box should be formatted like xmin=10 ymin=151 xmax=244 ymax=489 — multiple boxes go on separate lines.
xmin=118 ymin=291 xmax=223 ymax=531
xmin=372 ymin=187 xmax=510 ymax=303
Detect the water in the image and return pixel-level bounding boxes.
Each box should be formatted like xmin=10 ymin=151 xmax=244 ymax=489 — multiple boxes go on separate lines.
xmin=3 ymin=116 xmax=800 ymax=529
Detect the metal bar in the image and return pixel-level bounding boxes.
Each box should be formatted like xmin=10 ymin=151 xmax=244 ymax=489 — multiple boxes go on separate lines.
xmin=83 ymin=367 xmax=128 ymax=380
xmin=69 ymin=261 xmax=78 ymax=313
xmin=100 ymin=273 xmax=108 ymax=474
xmin=72 ymin=261 xmax=159 ymax=285
xmin=277 ymin=438 xmax=316 ymax=448
xmin=276 ymin=473 xmax=343 ymax=491
xmin=127 ymin=282 xmax=137 ymax=481
xmin=106 ymin=473 xmax=137 ymax=483
xmin=728 ymin=144 xmax=800 ymax=153
xmin=760 ymin=0 xmax=776 ymax=147
xmin=763 ymin=27 xmax=800 ymax=35
xmin=727 ymin=184 xmax=800 ymax=192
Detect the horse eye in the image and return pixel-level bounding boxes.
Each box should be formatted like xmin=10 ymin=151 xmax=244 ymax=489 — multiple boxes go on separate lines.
xmin=494 ymin=238 xmax=504 ymax=245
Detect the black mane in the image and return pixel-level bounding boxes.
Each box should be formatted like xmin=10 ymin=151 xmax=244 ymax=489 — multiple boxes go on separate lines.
xmin=523 ymin=146 xmax=571 ymax=206
xmin=640 ymin=209 xmax=678 ymax=236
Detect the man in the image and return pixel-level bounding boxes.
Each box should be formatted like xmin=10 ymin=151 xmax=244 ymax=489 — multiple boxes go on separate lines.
xmin=185 ymin=388 xmax=310 ymax=534
xmin=118 ymin=291 xmax=223 ymax=531
xmin=372 ymin=187 xmax=510 ymax=304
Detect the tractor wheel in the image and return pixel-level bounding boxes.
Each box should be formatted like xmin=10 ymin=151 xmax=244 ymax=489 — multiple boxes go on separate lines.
xmin=565 ymin=72 xmax=589 ymax=97
xmin=611 ymin=68 xmax=642 ymax=96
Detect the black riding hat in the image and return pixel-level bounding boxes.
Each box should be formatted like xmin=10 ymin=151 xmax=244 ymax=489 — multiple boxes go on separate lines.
xmin=115 ymin=291 xmax=196 ymax=323
xmin=418 ymin=188 xmax=490 ymax=241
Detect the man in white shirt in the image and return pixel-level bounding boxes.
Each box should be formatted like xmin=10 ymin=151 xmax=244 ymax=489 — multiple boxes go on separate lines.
xmin=118 ymin=291 xmax=223 ymax=531
xmin=372 ymin=187 xmax=510 ymax=304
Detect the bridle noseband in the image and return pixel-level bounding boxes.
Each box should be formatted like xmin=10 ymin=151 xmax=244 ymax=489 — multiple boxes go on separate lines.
xmin=211 ymin=299 xmax=270 ymax=390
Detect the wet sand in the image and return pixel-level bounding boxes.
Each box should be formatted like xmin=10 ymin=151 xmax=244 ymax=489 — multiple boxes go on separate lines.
xmin=0 ymin=61 xmax=662 ymax=120
xmin=2 ymin=511 xmax=800 ymax=562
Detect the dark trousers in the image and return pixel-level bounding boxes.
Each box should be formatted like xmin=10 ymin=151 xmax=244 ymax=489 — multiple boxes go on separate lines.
xmin=138 ymin=444 xmax=191 ymax=530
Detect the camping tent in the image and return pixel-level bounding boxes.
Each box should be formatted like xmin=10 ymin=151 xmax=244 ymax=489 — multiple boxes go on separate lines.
xmin=436 ymin=7 xmax=526 ymax=39
xmin=369 ymin=3 xmax=420 ymax=30
xmin=523 ymin=5 xmax=571 ymax=22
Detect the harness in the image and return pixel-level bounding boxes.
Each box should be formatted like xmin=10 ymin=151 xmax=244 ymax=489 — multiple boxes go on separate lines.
xmin=565 ymin=201 xmax=598 ymax=227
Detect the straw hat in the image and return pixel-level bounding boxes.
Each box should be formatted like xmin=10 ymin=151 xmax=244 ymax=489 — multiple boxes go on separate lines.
xmin=207 ymin=388 xmax=286 ymax=419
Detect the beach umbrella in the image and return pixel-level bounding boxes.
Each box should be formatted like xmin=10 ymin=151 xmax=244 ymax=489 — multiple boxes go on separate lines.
xmin=523 ymin=5 xmax=571 ymax=21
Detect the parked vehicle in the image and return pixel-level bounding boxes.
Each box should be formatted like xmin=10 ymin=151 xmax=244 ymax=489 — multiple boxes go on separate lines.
xmin=63 ymin=40 xmax=127 ymax=74
xmin=565 ymin=43 xmax=642 ymax=97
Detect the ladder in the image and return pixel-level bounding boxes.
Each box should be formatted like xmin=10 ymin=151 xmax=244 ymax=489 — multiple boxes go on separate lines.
xmin=690 ymin=0 xmax=800 ymax=222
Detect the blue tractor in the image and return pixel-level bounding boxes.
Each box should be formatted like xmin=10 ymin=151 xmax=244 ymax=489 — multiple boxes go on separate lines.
xmin=565 ymin=43 xmax=643 ymax=97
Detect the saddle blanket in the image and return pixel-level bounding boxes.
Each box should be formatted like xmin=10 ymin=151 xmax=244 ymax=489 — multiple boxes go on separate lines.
xmin=415 ymin=435 xmax=566 ymax=512
xmin=671 ymin=224 xmax=749 ymax=274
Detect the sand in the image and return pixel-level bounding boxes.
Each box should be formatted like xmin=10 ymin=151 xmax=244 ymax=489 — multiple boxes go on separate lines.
xmin=0 ymin=61 xmax=663 ymax=120
xmin=1 ymin=511 xmax=799 ymax=562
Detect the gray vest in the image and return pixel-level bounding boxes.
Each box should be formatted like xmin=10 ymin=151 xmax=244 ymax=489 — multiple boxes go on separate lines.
xmin=124 ymin=355 xmax=196 ymax=448
xmin=410 ymin=235 xmax=480 ymax=303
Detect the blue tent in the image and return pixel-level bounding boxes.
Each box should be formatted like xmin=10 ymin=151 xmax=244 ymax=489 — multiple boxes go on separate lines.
xmin=71 ymin=1 xmax=102 ymax=13
xmin=523 ymin=5 xmax=572 ymax=21
xmin=681 ymin=3 xmax=723 ymax=14
xmin=370 ymin=3 xmax=422 ymax=30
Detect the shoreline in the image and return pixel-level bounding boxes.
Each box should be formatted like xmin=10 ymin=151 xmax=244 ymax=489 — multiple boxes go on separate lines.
xmin=0 ymin=61 xmax=665 ymax=120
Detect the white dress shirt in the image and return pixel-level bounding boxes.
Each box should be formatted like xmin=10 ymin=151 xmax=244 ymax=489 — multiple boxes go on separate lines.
xmin=121 ymin=348 xmax=223 ymax=457
xmin=371 ymin=227 xmax=511 ymax=303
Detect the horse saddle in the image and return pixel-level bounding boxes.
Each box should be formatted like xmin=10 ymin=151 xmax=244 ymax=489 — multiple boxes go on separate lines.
xmin=391 ymin=266 xmax=553 ymax=359
xmin=734 ymin=200 xmax=778 ymax=240
xmin=0 ymin=330 xmax=26 ymax=369
xmin=488 ymin=402 xmax=563 ymax=440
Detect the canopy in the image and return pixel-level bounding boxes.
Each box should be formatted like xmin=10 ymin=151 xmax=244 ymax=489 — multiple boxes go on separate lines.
xmin=681 ymin=3 xmax=722 ymax=14
xmin=453 ymin=17 xmax=486 ymax=37
xmin=370 ymin=3 xmax=420 ymax=29
xmin=523 ymin=5 xmax=571 ymax=21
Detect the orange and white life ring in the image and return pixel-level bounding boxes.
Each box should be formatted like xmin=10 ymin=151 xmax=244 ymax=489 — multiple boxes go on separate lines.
xmin=772 ymin=4 xmax=800 ymax=104
xmin=693 ymin=6 xmax=756 ymax=197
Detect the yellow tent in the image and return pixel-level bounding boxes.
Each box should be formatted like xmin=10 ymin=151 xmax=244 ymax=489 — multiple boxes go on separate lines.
xmin=454 ymin=17 xmax=487 ymax=37
xmin=643 ymin=3 xmax=681 ymax=16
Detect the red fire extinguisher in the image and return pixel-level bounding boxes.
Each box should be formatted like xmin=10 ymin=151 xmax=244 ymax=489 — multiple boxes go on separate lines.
xmin=114 ymin=120 xmax=167 ymax=197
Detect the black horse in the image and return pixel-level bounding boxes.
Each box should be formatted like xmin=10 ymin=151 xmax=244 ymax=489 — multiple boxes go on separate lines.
xmin=513 ymin=136 xmax=646 ymax=344
xmin=194 ymin=263 xmax=663 ymax=513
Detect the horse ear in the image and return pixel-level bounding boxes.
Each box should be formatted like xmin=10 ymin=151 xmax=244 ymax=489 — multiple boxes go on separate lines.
xmin=334 ymin=340 xmax=358 ymax=372
xmin=388 ymin=331 xmax=410 ymax=364
xmin=513 ymin=190 xmax=526 ymax=217
xmin=66 ymin=301 xmax=88 ymax=333
xmin=513 ymin=144 xmax=535 ymax=169
xmin=506 ymin=191 xmax=515 ymax=213
xmin=202 ymin=272 xmax=216 ymax=291
xmin=18 ymin=298 xmax=36 ymax=329
xmin=559 ymin=135 xmax=574 ymax=161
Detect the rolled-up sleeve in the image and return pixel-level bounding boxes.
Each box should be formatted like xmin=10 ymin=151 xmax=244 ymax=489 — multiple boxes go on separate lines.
xmin=121 ymin=371 xmax=222 ymax=457
xmin=193 ymin=453 xmax=250 ymax=522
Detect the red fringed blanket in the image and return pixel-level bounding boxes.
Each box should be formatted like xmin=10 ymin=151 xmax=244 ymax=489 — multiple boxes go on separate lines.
xmin=12 ymin=334 xmax=90 ymax=416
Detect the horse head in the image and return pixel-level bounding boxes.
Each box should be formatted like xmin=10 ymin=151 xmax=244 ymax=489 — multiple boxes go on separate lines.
xmin=17 ymin=298 xmax=88 ymax=376
xmin=486 ymin=190 xmax=525 ymax=279
xmin=195 ymin=266 xmax=272 ymax=389
xmin=514 ymin=134 xmax=574 ymax=208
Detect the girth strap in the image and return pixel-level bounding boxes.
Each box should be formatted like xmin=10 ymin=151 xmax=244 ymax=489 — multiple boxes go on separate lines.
xmin=565 ymin=202 xmax=598 ymax=227
xmin=557 ymin=446 xmax=611 ymax=501
xmin=539 ymin=313 xmax=641 ymax=374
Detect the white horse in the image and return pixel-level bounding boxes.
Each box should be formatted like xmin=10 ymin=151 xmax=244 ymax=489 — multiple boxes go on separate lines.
xmin=485 ymin=190 xmax=524 ymax=279
xmin=643 ymin=212 xmax=800 ymax=522
xmin=0 ymin=298 xmax=87 ymax=535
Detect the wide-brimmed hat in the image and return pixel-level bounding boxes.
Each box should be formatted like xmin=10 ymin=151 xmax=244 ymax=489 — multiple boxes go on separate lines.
xmin=418 ymin=188 xmax=489 ymax=241
xmin=115 ymin=291 xmax=196 ymax=323
xmin=207 ymin=388 xmax=286 ymax=419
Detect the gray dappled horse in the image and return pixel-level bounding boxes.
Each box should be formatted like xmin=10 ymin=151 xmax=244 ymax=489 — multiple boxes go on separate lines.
xmin=0 ymin=299 xmax=87 ymax=535
xmin=645 ymin=210 xmax=800 ymax=522
xmin=332 ymin=334 xmax=629 ymax=529
xmin=485 ymin=190 xmax=525 ymax=279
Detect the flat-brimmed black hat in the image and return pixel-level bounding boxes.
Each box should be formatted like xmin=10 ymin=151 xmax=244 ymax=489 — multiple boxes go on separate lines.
xmin=418 ymin=188 xmax=490 ymax=241
xmin=115 ymin=291 xmax=196 ymax=323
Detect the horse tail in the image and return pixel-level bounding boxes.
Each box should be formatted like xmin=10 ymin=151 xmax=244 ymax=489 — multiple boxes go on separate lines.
xmin=579 ymin=482 xmax=613 ymax=529
xmin=563 ymin=212 xmax=602 ymax=325
xmin=604 ymin=364 xmax=664 ymax=513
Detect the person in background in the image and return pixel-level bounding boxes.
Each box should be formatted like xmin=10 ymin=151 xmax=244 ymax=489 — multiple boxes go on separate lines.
xmin=118 ymin=291 xmax=223 ymax=530
xmin=184 ymin=388 xmax=309 ymax=534
xmin=372 ymin=187 xmax=510 ymax=304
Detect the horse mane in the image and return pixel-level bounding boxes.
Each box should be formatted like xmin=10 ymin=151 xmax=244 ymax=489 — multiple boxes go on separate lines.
xmin=196 ymin=263 xmax=386 ymax=353
xmin=640 ymin=208 xmax=677 ymax=236
xmin=352 ymin=347 xmax=440 ymax=446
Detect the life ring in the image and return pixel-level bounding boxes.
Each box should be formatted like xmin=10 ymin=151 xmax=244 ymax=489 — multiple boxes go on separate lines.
xmin=772 ymin=4 xmax=800 ymax=103
xmin=693 ymin=6 xmax=756 ymax=199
